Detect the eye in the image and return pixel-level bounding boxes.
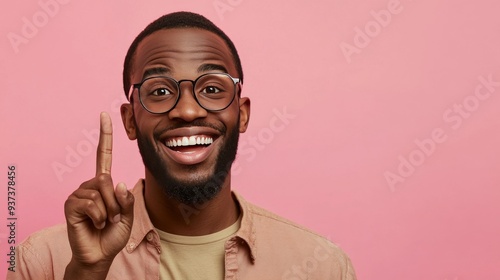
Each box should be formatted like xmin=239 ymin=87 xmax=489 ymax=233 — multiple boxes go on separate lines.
xmin=151 ymin=88 xmax=172 ymax=96
xmin=202 ymin=86 xmax=221 ymax=94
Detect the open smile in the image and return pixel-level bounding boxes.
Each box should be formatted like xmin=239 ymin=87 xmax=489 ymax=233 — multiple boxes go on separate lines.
xmin=160 ymin=127 xmax=221 ymax=165
xmin=165 ymin=135 xmax=214 ymax=148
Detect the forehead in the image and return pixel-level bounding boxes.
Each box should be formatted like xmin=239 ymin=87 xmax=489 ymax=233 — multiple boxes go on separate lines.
xmin=131 ymin=28 xmax=236 ymax=80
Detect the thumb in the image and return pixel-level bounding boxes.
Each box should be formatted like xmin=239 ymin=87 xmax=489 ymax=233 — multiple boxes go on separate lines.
xmin=114 ymin=182 xmax=134 ymax=226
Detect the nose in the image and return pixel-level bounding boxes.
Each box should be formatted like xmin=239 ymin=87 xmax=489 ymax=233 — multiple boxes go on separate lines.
xmin=167 ymin=81 xmax=208 ymax=122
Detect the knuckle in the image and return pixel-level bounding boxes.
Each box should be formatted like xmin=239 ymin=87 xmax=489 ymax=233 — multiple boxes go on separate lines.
xmin=96 ymin=173 xmax=111 ymax=184
xmin=78 ymin=181 xmax=89 ymax=190
xmin=78 ymin=178 xmax=96 ymax=190
xmin=84 ymin=201 xmax=104 ymax=221
xmin=88 ymin=190 xmax=99 ymax=200
xmin=84 ymin=200 xmax=95 ymax=209
xmin=63 ymin=198 xmax=72 ymax=211
xmin=64 ymin=194 xmax=78 ymax=208
xmin=99 ymin=145 xmax=113 ymax=154
xmin=109 ymin=202 xmax=120 ymax=214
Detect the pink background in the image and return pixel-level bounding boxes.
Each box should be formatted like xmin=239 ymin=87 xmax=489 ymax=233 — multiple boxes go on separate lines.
xmin=1 ymin=0 xmax=499 ymax=279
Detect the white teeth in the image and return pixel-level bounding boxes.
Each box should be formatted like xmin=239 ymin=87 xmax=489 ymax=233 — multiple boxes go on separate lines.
xmin=189 ymin=136 xmax=196 ymax=145
xmin=165 ymin=136 xmax=214 ymax=147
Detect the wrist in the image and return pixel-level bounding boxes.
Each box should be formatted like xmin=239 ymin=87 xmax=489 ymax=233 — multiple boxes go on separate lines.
xmin=64 ymin=257 xmax=113 ymax=280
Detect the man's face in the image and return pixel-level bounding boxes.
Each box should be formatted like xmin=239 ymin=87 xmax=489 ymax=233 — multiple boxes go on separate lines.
xmin=121 ymin=28 xmax=250 ymax=205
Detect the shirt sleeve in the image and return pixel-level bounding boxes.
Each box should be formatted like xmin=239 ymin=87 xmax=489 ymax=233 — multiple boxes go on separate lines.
xmin=6 ymin=225 xmax=70 ymax=280
xmin=343 ymin=254 xmax=357 ymax=280
xmin=6 ymin=243 xmax=53 ymax=280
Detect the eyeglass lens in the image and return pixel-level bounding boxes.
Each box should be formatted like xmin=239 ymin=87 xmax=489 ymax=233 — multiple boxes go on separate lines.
xmin=139 ymin=73 xmax=236 ymax=113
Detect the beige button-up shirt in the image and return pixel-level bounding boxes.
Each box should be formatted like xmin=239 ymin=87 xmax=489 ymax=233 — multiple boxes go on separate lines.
xmin=7 ymin=180 xmax=356 ymax=279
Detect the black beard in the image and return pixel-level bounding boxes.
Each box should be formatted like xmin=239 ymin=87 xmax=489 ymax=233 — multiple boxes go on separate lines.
xmin=135 ymin=118 xmax=240 ymax=207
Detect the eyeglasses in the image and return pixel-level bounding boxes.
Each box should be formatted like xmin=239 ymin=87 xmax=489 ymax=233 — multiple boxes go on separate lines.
xmin=128 ymin=73 xmax=241 ymax=114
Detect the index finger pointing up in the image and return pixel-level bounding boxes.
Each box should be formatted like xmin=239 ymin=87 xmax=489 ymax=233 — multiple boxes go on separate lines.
xmin=96 ymin=112 xmax=113 ymax=175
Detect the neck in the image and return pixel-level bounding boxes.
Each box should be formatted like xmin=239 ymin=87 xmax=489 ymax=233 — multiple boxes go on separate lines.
xmin=143 ymin=170 xmax=239 ymax=236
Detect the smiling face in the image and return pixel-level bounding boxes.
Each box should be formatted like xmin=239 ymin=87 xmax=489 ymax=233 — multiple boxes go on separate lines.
xmin=121 ymin=28 xmax=250 ymax=206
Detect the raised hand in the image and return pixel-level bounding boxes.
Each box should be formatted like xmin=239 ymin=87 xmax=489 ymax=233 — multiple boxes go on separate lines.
xmin=64 ymin=112 xmax=134 ymax=279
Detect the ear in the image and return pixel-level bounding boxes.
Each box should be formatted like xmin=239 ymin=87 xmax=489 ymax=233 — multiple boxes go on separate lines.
xmin=120 ymin=103 xmax=137 ymax=140
xmin=238 ymin=97 xmax=250 ymax=133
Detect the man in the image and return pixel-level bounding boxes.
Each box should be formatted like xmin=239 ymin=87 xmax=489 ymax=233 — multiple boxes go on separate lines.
xmin=8 ymin=12 xmax=356 ymax=279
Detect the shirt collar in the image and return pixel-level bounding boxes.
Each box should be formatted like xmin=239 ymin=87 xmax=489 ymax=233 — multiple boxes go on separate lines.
xmin=232 ymin=191 xmax=257 ymax=262
xmin=127 ymin=179 xmax=155 ymax=253
xmin=126 ymin=179 xmax=257 ymax=261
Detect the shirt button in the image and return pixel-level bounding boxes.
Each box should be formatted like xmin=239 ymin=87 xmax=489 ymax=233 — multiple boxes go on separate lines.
xmin=146 ymin=233 xmax=154 ymax=242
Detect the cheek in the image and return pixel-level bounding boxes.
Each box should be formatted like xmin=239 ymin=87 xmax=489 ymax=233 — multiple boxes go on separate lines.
xmin=218 ymin=116 xmax=237 ymax=133
xmin=222 ymin=104 xmax=241 ymax=126
xmin=133 ymin=109 xmax=161 ymax=136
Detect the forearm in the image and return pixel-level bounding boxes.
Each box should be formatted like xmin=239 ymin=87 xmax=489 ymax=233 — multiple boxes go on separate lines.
xmin=64 ymin=258 xmax=113 ymax=280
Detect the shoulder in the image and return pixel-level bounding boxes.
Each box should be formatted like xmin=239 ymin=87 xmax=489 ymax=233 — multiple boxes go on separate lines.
xmin=235 ymin=193 xmax=357 ymax=279
xmin=239 ymin=194 xmax=332 ymax=243
xmin=19 ymin=223 xmax=69 ymax=253
xmin=247 ymin=201 xmax=317 ymax=233
xmin=20 ymin=223 xmax=68 ymax=244
xmin=10 ymin=224 xmax=71 ymax=280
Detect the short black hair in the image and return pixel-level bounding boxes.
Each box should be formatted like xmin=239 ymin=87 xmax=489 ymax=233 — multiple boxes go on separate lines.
xmin=122 ymin=11 xmax=243 ymax=99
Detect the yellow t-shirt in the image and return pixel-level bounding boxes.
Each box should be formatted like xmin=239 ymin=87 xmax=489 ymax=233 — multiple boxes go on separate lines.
xmin=157 ymin=216 xmax=241 ymax=280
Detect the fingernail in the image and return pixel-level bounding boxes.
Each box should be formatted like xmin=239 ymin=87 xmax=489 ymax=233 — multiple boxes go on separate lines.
xmin=98 ymin=222 xmax=106 ymax=229
xmin=113 ymin=214 xmax=121 ymax=223
xmin=117 ymin=183 xmax=127 ymax=194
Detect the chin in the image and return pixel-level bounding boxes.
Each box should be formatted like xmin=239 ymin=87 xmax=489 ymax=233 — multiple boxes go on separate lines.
xmin=137 ymin=124 xmax=239 ymax=206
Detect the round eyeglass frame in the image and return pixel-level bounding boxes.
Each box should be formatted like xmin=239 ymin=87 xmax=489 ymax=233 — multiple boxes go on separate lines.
xmin=128 ymin=72 xmax=241 ymax=114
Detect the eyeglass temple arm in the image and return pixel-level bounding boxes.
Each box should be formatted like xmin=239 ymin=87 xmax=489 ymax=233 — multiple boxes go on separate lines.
xmin=127 ymin=84 xmax=138 ymax=101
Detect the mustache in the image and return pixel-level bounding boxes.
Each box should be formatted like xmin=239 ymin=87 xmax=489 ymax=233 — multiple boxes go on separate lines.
xmin=153 ymin=119 xmax=226 ymax=139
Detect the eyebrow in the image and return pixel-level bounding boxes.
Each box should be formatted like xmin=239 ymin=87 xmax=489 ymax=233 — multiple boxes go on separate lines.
xmin=197 ymin=63 xmax=228 ymax=74
xmin=141 ymin=67 xmax=170 ymax=80
xmin=140 ymin=63 xmax=229 ymax=81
